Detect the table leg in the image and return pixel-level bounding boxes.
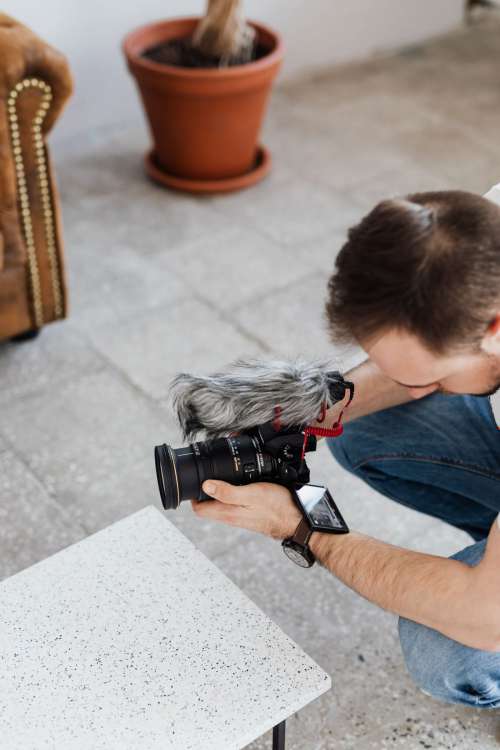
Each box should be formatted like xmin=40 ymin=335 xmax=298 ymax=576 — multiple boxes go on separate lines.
xmin=272 ymin=720 xmax=286 ymax=750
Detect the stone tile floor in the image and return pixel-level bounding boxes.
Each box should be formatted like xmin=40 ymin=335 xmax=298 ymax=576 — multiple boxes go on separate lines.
xmin=2 ymin=11 xmax=500 ymax=749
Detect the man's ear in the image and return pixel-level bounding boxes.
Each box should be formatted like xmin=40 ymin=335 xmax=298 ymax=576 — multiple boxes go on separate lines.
xmin=481 ymin=314 xmax=500 ymax=354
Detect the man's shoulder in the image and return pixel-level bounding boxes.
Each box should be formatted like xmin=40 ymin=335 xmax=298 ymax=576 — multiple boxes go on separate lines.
xmin=490 ymin=391 xmax=500 ymax=429
xmin=484 ymin=183 xmax=500 ymax=206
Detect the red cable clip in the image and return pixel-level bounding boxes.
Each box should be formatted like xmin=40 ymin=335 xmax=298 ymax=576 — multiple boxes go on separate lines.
xmin=300 ymin=400 xmax=348 ymax=460
xmin=272 ymin=404 xmax=282 ymax=432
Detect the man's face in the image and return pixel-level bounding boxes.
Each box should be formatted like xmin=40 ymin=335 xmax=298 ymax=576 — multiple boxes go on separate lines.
xmin=364 ymin=322 xmax=500 ymax=400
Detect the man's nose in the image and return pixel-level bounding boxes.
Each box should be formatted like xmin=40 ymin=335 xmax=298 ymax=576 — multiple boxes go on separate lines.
xmin=408 ymin=385 xmax=438 ymax=400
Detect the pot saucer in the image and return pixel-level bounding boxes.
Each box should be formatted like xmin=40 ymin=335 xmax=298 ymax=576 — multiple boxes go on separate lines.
xmin=144 ymin=145 xmax=271 ymax=194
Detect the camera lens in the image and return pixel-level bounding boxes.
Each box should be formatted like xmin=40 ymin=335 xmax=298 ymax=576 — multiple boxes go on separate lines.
xmin=155 ymin=443 xmax=203 ymax=510
xmin=154 ymin=435 xmax=275 ymax=510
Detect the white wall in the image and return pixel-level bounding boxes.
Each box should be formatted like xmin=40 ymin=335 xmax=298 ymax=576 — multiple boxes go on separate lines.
xmin=6 ymin=0 xmax=464 ymax=142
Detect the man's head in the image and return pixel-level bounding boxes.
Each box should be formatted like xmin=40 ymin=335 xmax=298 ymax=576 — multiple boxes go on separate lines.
xmin=325 ymin=190 xmax=500 ymax=399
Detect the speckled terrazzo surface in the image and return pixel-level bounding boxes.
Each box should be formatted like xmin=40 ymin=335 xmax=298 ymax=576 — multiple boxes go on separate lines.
xmin=0 ymin=506 xmax=330 ymax=749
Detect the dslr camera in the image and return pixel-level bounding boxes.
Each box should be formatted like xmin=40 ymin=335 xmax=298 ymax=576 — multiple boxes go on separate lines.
xmin=155 ymin=420 xmax=317 ymax=510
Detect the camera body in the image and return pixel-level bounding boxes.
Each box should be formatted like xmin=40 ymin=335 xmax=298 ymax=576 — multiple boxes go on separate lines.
xmin=233 ymin=420 xmax=316 ymax=487
xmin=155 ymin=420 xmax=317 ymax=510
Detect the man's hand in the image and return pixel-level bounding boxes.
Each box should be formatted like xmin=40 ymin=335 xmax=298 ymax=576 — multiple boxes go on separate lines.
xmin=191 ymin=481 xmax=302 ymax=540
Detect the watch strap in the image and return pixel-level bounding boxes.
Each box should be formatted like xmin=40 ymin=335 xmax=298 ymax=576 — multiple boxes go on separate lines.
xmin=292 ymin=516 xmax=313 ymax=546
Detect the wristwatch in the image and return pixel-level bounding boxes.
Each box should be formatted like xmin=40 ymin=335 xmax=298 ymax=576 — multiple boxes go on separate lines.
xmin=282 ymin=515 xmax=316 ymax=568
xmin=282 ymin=484 xmax=349 ymax=568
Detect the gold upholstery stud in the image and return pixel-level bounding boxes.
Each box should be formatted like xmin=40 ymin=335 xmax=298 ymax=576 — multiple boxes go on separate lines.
xmin=7 ymin=77 xmax=63 ymax=324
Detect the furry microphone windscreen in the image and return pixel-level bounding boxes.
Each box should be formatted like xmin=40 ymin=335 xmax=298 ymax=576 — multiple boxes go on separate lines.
xmin=169 ymin=358 xmax=348 ymax=441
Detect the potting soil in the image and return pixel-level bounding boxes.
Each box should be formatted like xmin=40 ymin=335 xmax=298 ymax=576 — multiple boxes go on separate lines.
xmin=142 ymin=37 xmax=269 ymax=69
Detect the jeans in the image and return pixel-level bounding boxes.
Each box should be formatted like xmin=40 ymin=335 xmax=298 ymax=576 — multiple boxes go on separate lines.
xmin=326 ymin=392 xmax=500 ymax=708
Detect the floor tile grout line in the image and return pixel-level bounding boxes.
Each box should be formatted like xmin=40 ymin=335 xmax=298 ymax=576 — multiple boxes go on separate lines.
xmin=206 ymin=178 xmax=365 ymax=248
xmin=229 ymin=267 xmax=330 ymax=314
xmin=0 ymin=435 xmax=91 ymax=537
xmin=251 ymin=220 xmax=356 ymax=257
xmin=75 ymin=329 xmax=182 ymax=419
xmin=340 ymin=163 xmax=449 ymax=207
xmin=81 ymin=278 xmax=274 ymax=359
xmin=148 ymin=210 xmax=311 ymax=262
xmin=0 ymin=300 xmax=270 ymax=438
xmin=380 ymin=97 xmax=500 ymax=163
xmin=264 ymin=88 xmax=500 ymax=195
xmin=75 ymin=309 xmax=270 ymax=428
xmin=0 ymin=356 xmax=108 ymax=413
xmin=158 ymin=245 xmax=335 ymax=320
xmin=64 ymin=222 xmax=342 ymax=348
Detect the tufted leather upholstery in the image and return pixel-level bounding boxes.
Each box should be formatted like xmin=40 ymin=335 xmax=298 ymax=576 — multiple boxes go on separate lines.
xmin=0 ymin=13 xmax=72 ymax=340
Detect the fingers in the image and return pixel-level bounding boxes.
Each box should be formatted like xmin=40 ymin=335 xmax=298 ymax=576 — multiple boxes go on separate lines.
xmin=191 ymin=498 xmax=272 ymax=535
xmin=202 ymin=480 xmax=258 ymax=506
xmin=191 ymin=499 xmax=242 ymax=526
xmin=191 ymin=483 xmax=299 ymax=539
xmin=202 ymin=480 xmax=292 ymax=507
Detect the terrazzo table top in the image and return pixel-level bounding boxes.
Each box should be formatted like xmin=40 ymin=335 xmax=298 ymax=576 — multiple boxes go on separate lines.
xmin=0 ymin=506 xmax=330 ymax=749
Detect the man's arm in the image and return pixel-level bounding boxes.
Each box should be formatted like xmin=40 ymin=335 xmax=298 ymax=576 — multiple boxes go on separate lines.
xmin=310 ymin=360 xmax=500 ymax=649
xmin=317 ymin=358 xmax=412 ymax=426
xmin=194 ymin=481 xmax=500 ymax=652
xmin=310 ymin=521 xmax=500 ymax=651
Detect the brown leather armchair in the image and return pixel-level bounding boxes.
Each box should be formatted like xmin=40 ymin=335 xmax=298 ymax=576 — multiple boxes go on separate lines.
xmin=0 ymin=14 xmax=72 ymax=341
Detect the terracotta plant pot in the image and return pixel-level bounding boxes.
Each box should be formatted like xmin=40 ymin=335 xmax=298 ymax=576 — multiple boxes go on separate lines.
xmin=123 ymin=16 xmax=283 ymax=193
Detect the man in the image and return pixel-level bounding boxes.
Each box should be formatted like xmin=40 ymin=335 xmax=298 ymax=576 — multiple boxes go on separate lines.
xmin=192 ymin=184 xmax=500 ymax=709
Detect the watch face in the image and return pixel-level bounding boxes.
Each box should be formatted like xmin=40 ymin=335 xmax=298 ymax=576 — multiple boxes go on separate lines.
xmin=295 ymin=484 xmax=349 ymax=533
xmin=283 ymin=542 xmax=313 ymax=568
